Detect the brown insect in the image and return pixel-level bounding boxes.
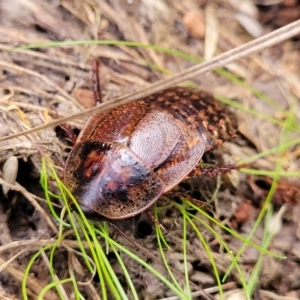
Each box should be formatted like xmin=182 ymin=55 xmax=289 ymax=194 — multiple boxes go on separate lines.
xmin=64 ymin=61 xmax=237 ymax=220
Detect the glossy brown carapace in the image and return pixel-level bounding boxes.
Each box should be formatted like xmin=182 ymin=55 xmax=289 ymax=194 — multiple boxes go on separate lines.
xmin=64 ymin=78 xmax=237 ymax=220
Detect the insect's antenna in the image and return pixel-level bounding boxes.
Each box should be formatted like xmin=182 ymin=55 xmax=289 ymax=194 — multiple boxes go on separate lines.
xmin=92 ymin=59 xmax=102 ymax=104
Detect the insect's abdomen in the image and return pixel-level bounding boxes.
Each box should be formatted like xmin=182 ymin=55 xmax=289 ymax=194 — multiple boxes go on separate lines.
xmin=144 ymin=87 xmax=237 ymax=152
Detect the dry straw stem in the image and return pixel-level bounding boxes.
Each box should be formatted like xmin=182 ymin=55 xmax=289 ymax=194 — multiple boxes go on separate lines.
xmin=0 ymin=61 xmax=82 ymax=108
xmin=1 ymin=19 xmax=300 ymax=143
xmin=0 ymin=254 xmax=59 ymax=300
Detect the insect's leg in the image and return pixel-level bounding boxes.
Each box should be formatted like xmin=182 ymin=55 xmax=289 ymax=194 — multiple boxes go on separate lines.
xmin=53 ymin=108 xmax=77 ymax=145
xmin=146 ymin=210 xmax=168 ymax=234
xmin=92 ymin=59 xmax=102 ymax=105
xmin=189 ymin=162 xmax=247 ymax=178
xmin=166 ymin=191 xmax=213 ymax=212
xmin=60 ymin=124 xmax=77 ymax=145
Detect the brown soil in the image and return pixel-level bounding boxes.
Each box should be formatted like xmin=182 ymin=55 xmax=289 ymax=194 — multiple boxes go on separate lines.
xmin=0 ymin=0 xmax=300 ymax=299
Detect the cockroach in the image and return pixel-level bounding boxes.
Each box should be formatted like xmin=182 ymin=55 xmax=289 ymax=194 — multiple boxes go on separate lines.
xmin=64 ymin=61 xmax=237 ymax=220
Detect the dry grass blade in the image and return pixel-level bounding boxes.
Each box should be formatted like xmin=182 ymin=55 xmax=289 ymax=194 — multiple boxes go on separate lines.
xmin=1 ymin=19 xmax=300 ymax=143
xmin=0 ymin=61 xmax=82 ymax=108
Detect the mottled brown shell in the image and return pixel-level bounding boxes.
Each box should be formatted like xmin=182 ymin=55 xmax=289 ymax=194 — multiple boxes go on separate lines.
xmin=64 ymin=87 xmax=237 ymax=220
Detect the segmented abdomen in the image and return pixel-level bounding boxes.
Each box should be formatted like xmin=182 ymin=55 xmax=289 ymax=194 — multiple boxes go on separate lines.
xmin=144 ymin=87 xmax=237 ymax=152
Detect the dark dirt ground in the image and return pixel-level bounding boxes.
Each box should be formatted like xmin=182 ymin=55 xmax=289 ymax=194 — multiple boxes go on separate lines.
xmin=0 ymin=0 xmax=300 ymax=299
